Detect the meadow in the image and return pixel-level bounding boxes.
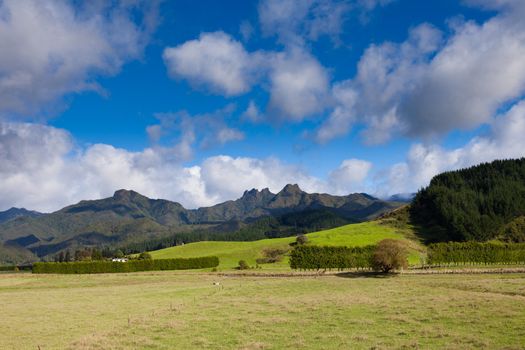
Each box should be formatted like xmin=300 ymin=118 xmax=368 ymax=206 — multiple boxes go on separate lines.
xmin=150 ymin=221 xmax=423 ymax=269
xmin=1 ymin=271 xmax=524 ymax=349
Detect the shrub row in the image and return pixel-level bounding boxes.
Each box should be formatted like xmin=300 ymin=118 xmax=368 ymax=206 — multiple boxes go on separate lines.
xmin=428 ymin=242 xmax=525 ymax=265
xmin=0 ymin=265 xmax=31 ymax=272
xmin=32 ymin=256 xmax=219 ymax=274
xmin=289 ymin=245 xmax=374 ymax=270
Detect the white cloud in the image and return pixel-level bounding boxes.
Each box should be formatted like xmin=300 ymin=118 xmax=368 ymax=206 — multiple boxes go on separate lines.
xmin=148 ymin=105 xmax=244 ymax=161
xmin=241 ymin=101 xmax=263 ymax=122
xmin=258 ymin=0 xmax=391 ymax=46
xmin=163 ymin=32 xmax=330 ymax=122
xmin=200 ymin=155 xmax=326 ymax=202
xmin=258 ymin=0 xmax=315 ymax=45
xmin=317 ymin=4 xmax=525 ymax=143
xmin=0 ymin=0 xmax=158 ymax=119
xmin=163 ymin=32 xmax=263 ymax=96
xmin=315 ymin=82 xmax=358 ymax=143
xmin=381 ymin=100 xmax=525 ymax=196
xmin=316 ymin=23 xmax=442 ymax=143
xmin=267 ymin=48 xmax=330 ymax=121
xmin=328 ymin=158 xmax=372 ymax=194
xmin=0 ymin=122 xmax=382 ymax=212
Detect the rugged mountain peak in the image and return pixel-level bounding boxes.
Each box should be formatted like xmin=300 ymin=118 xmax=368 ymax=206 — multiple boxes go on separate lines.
xmin=240 ymin=188 xmax=275 ymax=201
xmin=279 ymin=184 xmax=303 ymax=195
xmin=113 ymin=189 xmax=147 ymax=202
xmin=241 ymin=188 xmax=259 ymax=198
xmin=260 ymin=188 xmax=272 ymax=195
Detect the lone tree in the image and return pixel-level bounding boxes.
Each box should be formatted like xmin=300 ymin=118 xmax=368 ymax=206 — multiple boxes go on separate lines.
xmin=114 ymin=249 xmax=125 ymax=258
xmin=296 ymin=234 xmax=308 ymax=245
xmin=371 ymin=239 xmax=408 ymax=273
xmin=138 ymin=252 xmax=152 ymax=260
xmin=237 ymin=260 xmax=250 ymax=270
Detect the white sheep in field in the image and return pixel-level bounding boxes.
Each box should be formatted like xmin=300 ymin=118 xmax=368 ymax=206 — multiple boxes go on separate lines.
xmin=213 ymin=282 xmax=220 ymax=286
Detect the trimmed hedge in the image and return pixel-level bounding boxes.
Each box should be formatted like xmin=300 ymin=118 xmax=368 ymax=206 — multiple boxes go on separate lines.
xmin=289 ymin=245 xmax=374 ymax=270
xmin=32 ymin=256 xmax=219 ymax=274
xmin=0 ymin=265 xmax=31 ymax=272
xmin=428 ymin=242 xmax=525 ymax=266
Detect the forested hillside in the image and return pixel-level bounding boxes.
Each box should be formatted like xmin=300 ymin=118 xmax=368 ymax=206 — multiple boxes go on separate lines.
xmin=411 ymin=158 xmax=525 ymax=242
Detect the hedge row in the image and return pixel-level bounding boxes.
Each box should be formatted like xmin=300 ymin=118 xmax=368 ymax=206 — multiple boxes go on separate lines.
xmin=289 ymin=245 xmax=374 ymax=270
xmin=0 ymin=265 xmax=31 ymax=272
xmin=428 ymin=242 xmax=525 ymax=265
xmin=32 ymin=256 xmax=219 ymax=274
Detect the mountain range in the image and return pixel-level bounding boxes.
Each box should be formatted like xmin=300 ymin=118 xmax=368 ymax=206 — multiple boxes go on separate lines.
xmin=0 ymin=208 xmax=43 ymax=224
xmin=0 ymin=184 xmax=402 ymax=264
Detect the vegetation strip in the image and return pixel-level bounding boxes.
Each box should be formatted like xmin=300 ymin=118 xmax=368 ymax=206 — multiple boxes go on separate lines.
xmin=32 ymin=256 xmax=219 ymax=274
xmin=428 ymin=242 xmax=525 ymax=265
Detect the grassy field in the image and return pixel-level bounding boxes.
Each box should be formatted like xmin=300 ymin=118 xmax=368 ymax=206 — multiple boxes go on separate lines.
xmin=1 ymin=271 xmax=524 ymax=349
xmin=150 ymin=221 xmax=423 ymax=269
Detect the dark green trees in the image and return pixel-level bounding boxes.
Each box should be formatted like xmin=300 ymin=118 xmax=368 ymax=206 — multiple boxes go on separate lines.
xmin=411 ymin=158 xmax=525 ymax=242
xmin=138 ymin=252 xmax=152 ymax=260
xmin=500 ymin=216 xmax=525 ymax=243
xmin=296 ymin=234 xmax=308 ymax=245
xmin=427 ymin=242 xmax=525 ymax=265
xmin=32 ymin=256 xmax=219 ymax=274
xmin=289 ymin=245 xmax=374 ymax=270
xmin=237 ymin=260 xmax=250 ymax=270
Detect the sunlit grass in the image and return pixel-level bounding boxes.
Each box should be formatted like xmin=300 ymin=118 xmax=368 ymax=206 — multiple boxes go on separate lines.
xmin=1 ymin=272 xmax=524 ymax=349
xmin=150 ymin=221 xmax=423 ymax=269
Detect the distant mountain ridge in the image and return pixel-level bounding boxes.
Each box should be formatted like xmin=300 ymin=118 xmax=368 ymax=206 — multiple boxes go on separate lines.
xmin=0 ymin=208 xmax=43 ymax=224
xmin=0 ymin=184 xmax=402 ymax=263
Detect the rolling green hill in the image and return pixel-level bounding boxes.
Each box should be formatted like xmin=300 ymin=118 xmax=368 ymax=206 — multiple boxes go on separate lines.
xmin=149 ymin=220 xmax=423 ymax=269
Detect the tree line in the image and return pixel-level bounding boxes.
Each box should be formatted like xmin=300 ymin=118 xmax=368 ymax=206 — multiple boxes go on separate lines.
xmin=32 ymin=256 xmax=219 ymax=274
xmin=289 ymin=240 xmax=410 ymax=273
xmin=427 ymin=242 xmax=525 ymax=265
xmin=289 ymin=245 xmax=374 ymax=270
xmin=411 ymin=158 xmax=525 ymax=242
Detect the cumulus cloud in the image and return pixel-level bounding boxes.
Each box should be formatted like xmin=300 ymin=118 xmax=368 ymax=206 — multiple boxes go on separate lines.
xmin=381 ymin=99 xmax=525 ymax=196
xmin=199 ymin=156 xmax=326 ymax=202
xmin=0 ymin=0 xmax=158 ymax=119
xmin=148 ymin=105 xmax=244 ymax=161
xmin=328 ymin=158 xmax=372 ymax=194
xmin=163 ymin=32 xmax=263 ymax=96
xmin=316 ymin=23 xmax=443 ymax=143
xmin=0 ymin=122 xmax=382 ymax=212
xmin=0 ymin=122 xmax=225 ymax=211
xmin=258 ymin=0 xmax=391 ymax=46
xmin=317 ymin=4 xmax=525 ymax=143
xmin=267 ymin=48 xmax=330 ymax=121
xmin=164 ymin=32 xmax=330 ymax=122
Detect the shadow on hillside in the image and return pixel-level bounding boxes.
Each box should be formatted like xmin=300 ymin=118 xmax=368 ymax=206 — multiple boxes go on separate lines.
xmin=334 ymin=271 xmax=398 ymax=279
xmin=378 ymin=204 xmax=449 ymax=244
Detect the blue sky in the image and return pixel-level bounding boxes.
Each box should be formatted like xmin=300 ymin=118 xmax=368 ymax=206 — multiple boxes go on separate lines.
xmin=1 ymin=0 xmax=525 ymax=212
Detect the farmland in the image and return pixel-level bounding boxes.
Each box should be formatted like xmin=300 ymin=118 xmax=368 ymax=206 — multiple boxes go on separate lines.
xmin=1 ymin=271 xmax=524 ymax=349
xmin=150 ymin=221 xmax=423 ymax=269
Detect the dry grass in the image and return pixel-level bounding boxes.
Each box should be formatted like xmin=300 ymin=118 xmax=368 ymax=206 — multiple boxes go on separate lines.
xmin=1 ymin=272 xmax=524 ymax=349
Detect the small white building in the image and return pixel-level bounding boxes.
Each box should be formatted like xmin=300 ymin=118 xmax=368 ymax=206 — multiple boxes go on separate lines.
xmin=111 ymin=258 xmax=128 ymax=262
